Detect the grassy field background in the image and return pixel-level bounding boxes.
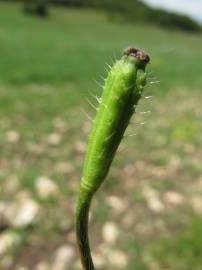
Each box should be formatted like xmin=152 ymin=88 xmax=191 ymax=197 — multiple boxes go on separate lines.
xmin=0 ymin=3 xmax=202 ymax=270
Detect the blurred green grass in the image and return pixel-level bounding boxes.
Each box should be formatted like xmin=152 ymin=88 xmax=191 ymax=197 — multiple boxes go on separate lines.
xmin=0 ymin=2 xmax=202 ymax=270
xmin=0 ymin=3 xmax=202 ymax=90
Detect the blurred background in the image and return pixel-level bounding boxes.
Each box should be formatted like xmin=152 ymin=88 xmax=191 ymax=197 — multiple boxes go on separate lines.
xmin=0 ymin=0 xmax=202 ymax=269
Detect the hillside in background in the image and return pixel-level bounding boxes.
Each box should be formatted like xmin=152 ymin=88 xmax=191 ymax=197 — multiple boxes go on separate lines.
xmin=2 ymin=0 xmax=202 ymax=32
xmin=93 ymin=0 xmax=202 ymax=32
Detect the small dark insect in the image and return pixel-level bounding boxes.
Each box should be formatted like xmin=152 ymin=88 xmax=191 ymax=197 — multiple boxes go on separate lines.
xmin=123 ymin=47 xmax=150 ymax=64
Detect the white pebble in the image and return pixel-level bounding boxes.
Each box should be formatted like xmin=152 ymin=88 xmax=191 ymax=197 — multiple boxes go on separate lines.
xmin=143 ymin=186 xmax=165 ymax=213
xmin=107 ymin=196 xmax=126 ymax=213
xmin=102 ymin=222 xmax=119 ymax=245
xmin=35 ymin=261 xmax=50 ymax=270
xmin=47 ymin=133 xmax=61 ymax=145
xmin=0 ymin=231 xmax=21 ymax=255
xmin=36 ymin=176 xmax=58 ymax=199
xmin=6 ymin=130 xmax=20 ymax=143
xmin=53 ymin=245 xmax=75 ymax=270
xmin=92 ymin=253 xmax=106 ymax=268
xmin=6 ymin=192 xmax=39 ymax=228
xmin=108 ymin=250 xmax=128 ymax=268
xmin=163 ymin=191 xmax=184 ymax=205
xmin=148 ymin=197 xmax=165 ymax=213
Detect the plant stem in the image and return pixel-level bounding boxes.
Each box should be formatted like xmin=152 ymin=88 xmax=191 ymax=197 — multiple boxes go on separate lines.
xmin=76 ymin=47 xmax=150 ymax=270
xmin=76 ymin=188 xmax=95 ymax=270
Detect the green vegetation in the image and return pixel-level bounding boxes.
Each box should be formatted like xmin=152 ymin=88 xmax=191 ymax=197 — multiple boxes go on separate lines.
xmin=1 ymin=0 xmax=202 ymax=31
xmin=23 ymin=0 xmax=48 ymax=17
xmin=0 ymin=3 xmax=202 ymax=270
xmin=0 ymin=3 xmax=202 ymax=89
xmin=152 ymin=216 xmax=202 ymax=270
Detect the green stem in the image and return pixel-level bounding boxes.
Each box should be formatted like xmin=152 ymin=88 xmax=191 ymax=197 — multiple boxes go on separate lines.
xmin=76 ymin=188 xmax=95 ymax=270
